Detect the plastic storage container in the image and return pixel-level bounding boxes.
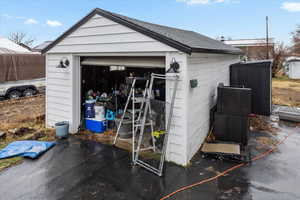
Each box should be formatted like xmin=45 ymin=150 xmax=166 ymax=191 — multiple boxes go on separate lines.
xmin=86 ymin=118 xmax=106 ymax=133
xmin=230 ymin=61 xmax=272 ymax=116
xmin=85 ymin=100 xmax=96 ymax=118
xmin=55 ymin=121 xmax=69 ymax=138
xmin=95 ymin=106 xmax=106 ymax=120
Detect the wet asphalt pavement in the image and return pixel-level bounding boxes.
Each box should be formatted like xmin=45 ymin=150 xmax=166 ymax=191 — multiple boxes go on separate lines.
xmin=0 ymin=119 xmax=299 ymax=200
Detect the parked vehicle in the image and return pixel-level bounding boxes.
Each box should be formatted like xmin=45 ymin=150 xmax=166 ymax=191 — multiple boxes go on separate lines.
xmin=0 ymin=78 xmax=45 ymax=99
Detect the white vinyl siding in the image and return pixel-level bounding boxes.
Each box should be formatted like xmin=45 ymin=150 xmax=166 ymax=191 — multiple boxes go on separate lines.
xmin=186 ymin=53 xmax=239 ymax=161
xmin=46 ymin=54 xmax=74 ymax=132
xmin=48 ymin=14 xmax=177 ymax=53
xmin=165 ymin=52 xmax=189 ymax=165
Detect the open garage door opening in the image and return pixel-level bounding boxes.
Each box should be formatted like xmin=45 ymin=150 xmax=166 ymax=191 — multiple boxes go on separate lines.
xmin=79 ymin=56 xmax=166 ymax=151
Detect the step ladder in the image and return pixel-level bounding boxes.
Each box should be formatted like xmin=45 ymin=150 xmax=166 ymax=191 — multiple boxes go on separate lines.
xmin=134 ymin=73 xmax=179 ymax=176
xmin=113 ymin=77 xmax=156 ymax=162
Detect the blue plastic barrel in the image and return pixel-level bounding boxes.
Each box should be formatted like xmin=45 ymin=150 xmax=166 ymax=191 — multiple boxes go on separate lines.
xmin=85 ymin=100 xmax=95 ymax=118
xmin=55 ymin=121 xmax=69 ymax=138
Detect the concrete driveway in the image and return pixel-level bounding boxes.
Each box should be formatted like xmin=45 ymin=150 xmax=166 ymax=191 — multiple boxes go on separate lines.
xmin=0 ymin=120 xmax=299 ymax=200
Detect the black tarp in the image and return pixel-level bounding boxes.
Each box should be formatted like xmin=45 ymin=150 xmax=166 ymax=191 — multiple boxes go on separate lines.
xmin=230 ymin=61 xmax=272 ymax=116
xmin=0 ymin=54 xmax=45 ymax=83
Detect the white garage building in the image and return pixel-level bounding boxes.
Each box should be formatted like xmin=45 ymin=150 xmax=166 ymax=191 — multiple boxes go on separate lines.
xmin=286 ymin=57 xmax=300 ymax=79
xmin=42 ymin=8 xmax=241 ymax=166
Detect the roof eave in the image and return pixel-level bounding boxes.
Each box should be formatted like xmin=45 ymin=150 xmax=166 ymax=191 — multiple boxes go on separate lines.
xmin=191 ymin=48 xmax=242 ymax=55
xmin=42 ymin=8 xmax=241 ymax=56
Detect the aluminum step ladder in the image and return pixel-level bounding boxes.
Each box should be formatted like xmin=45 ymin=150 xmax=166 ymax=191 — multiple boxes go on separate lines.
xmin=113 ymin=77 xmax=156 ymax=162
xmin=134 ymin=73 xmax=179 ymax=176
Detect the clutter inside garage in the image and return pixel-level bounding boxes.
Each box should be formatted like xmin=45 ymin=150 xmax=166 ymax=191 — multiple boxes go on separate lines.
xmin=77 ymin=56 xmax=183 ymax=176
xmin=79 ymin=57 xmax=167 ymax=151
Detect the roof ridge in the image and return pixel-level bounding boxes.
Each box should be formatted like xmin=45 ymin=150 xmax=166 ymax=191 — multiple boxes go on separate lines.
xmin=105 ymin=10 xmax=194 ymax=33
xmin=43 ymin=8 xmax=241 ymax=55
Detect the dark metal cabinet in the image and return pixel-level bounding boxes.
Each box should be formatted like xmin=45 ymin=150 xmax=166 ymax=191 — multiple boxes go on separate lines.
xmin=230 ymin=61 xmax=272 ymax=116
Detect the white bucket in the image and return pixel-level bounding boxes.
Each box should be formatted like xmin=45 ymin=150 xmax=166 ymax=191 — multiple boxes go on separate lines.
xmin=95 ymin=106 xmax=106 ymax=120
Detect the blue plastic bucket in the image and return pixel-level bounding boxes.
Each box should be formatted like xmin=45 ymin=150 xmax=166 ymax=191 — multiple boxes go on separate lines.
xmin=85 ymin=100 xmax=95 ymax=118
xmin=55 ymin=121 xmax=69 ymax=138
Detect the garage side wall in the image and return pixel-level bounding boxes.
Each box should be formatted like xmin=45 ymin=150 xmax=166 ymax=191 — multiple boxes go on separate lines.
xmin=186 ymin=53 xmax=239 ymax=162
xmin=46 ymin=53 xmax=76 ymax=132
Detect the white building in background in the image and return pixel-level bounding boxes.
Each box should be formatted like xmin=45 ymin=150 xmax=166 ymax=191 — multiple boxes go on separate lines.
xmin=286 ymin=57 xmax=300 ymax=79
xmin=224 ymin=38 xmax=275 ymax=61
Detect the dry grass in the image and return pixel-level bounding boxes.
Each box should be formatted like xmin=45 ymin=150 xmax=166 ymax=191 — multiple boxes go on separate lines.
xmin=76 ymin=130 xmax=160 ymax=160
xmin=0 ymin=95 xmax=55 ymax=171
xmin=272 ymin=77 xmax=300 ymax=107
xmin=0 ymin=157 xmax=23 ymax=171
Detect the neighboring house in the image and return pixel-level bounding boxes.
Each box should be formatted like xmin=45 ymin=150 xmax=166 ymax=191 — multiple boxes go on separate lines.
xmin=32 ymin=41 xmax=52 ymax=52
xmin=0 ymin=36 xmax=32 ymax=53
xmin=224 ymin=38 xmax=275 ymax=61
xmin=285 ymin=56 xmax=300 ymax=79
xmin=42 ymin=8 xmax=241 ymax=166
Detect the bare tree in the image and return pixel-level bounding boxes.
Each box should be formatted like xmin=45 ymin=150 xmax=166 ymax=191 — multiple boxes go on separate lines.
xmin=251 ymin=43 xmax=289 ymax=77
xmin=8 ymin=32 xmax=35 ymax=47
xmin=291 ymin=25 xmax=300 ymax=54
xmin=270 ymin=43 xmax=289 ymax=77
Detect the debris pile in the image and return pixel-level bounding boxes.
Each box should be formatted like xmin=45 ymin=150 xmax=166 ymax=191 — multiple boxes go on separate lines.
xmin=250 ymin=116 xmax=279 ymax=134
xmin=76 ymin=130 xmax=115 ymax=145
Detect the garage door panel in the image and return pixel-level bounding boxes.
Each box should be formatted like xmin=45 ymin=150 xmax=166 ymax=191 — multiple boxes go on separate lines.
xmin=81 ymin=57 xmax=165 ymax=68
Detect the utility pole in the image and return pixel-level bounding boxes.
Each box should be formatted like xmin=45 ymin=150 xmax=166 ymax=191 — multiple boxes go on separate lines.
xmin=266 ymin=16 xmax=269 ymax=59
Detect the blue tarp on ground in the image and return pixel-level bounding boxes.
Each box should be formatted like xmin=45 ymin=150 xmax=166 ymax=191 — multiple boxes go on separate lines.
xmin=0 ymin=141 xmax=56 ymax=159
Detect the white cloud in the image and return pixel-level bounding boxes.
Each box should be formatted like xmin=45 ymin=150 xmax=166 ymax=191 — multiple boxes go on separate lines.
xmin=16 ymin=16 xmax=26 ymax=20
xmin=281 ymin=2 xmax=300 ymax=12
xmin=2 ymin=14 xmax=38 ymax=25
xmin=24 ymin=18 xmax=39 ymax=24
xmin=2 ymin=14 xmax=13 ymax=19
xmin=46 ymin=20 xmax=62 ymax=27
xmin=177 ymin=0 xmax=231 ymax=5
xmin=176 ymin=0 xmax=209 ymax=4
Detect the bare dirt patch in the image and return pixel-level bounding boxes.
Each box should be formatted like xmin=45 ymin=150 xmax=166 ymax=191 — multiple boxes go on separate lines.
xmin=0 ymin=95 xmax=55 ymax=171
xmin=0 ymin=95 xmax=45 ymax=130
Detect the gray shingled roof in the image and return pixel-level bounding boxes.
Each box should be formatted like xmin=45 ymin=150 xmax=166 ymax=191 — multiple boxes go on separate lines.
xmin=43 ymin=8 xmax=241 ymax=55
xmin=33 ymin=41 xmax=53 ymax=51
xmin=109 ymin=10 xmax=241 ymax=54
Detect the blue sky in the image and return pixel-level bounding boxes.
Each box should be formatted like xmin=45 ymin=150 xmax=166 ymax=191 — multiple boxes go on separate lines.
xmin=1 ymin=0 xmax=300 ymax=46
